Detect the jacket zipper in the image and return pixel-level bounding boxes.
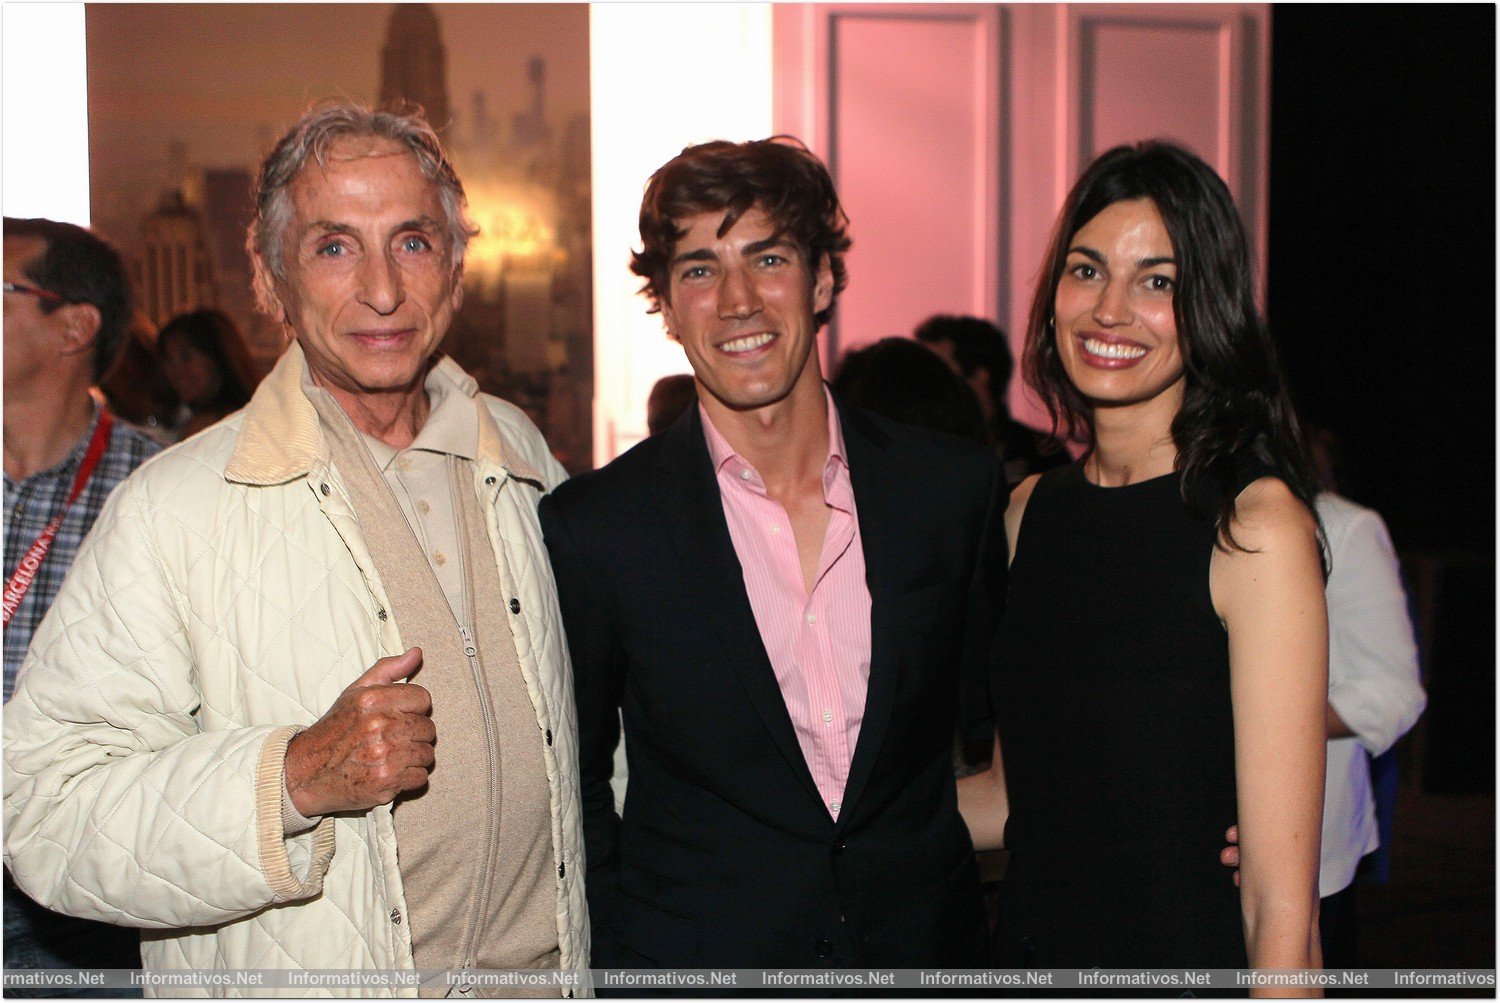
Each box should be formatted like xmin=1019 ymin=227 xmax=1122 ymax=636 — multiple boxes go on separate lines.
xmin=452 ymin=457 xmax=504 ymax=986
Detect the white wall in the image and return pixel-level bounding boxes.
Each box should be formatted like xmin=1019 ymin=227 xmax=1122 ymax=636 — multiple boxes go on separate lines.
xmin=589 ymin=3 xmax=774 ymax=465
xmin=2 ymin=3 xmax=90 ymax=225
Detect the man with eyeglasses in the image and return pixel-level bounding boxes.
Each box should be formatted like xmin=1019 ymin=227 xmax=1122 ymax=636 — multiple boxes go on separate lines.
xmin=2 ymin=217 xmax=159 ymax=988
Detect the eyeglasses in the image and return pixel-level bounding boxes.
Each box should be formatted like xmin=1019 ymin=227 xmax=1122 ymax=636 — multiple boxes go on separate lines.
xmin=2 ymin=281 xmax=65 ymax=303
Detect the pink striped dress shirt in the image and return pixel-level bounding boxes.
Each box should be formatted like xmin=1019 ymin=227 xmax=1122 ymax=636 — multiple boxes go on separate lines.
xmin=700 ymin=392 xmax=872 ymax=819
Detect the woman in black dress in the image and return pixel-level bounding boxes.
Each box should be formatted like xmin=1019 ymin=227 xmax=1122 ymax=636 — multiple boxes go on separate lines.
xmin=959 ymin=141 xmax=1327 ymax=982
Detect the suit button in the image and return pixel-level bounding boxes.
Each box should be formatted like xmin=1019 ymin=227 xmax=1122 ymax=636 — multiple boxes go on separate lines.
xmin=510 ymin=598 xmax=522 ymax=614
xmin=832 ymin=840 xmax=846 ymax=856
xmin=814 ymin=938 xmax=833 ymax=958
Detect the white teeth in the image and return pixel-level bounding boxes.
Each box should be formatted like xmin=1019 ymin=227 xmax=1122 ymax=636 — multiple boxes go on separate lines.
xmin=1084 ymin=338 xmax=1146 ymax=360
xmin=720 ymin=332 xmax=775 ymax=353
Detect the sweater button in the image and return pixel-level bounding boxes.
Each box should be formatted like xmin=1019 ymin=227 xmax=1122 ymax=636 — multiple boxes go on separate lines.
xmin=390 ymin=908 xmax=401 ymax=925
xmin=509 ymin=598 xmax=522 ymax=614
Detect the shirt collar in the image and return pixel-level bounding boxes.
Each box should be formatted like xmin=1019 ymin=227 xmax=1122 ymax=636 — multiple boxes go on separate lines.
xmin=700 ymin=385 xmax=849 ymax=486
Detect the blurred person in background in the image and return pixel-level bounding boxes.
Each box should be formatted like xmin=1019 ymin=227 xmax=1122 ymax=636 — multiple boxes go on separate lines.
xmin=831 ymin=336 xmax=990 ymax=446
xmin=645 ymin=372 xmax=697 ymax=435
xmin=3 ymin=216 xmax=158 ymax=989
xmin=156 ymin=308 xmax=259 ymax=440
xmin=915 ymin=314 xmax=1067 ymax=486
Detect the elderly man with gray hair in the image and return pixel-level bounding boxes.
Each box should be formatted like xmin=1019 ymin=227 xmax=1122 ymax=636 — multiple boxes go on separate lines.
xmin=3 ymin=102 xmax=588 ymax=997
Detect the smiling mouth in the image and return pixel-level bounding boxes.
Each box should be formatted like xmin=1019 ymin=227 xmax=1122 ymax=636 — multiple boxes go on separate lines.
xmin=348 ymin=328 xmax=417 ymax=346
xmin=1081 ymin=337 xmax=1147 ymax=360
xmin=718 ymin=332 xmax=776 ymax=354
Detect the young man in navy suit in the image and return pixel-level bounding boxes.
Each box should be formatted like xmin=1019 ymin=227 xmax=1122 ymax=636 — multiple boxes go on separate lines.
xmin=540 ymin=138 xmax=1006 ymax=971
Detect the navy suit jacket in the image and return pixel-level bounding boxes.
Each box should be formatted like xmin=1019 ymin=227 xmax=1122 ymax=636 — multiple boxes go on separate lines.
xmin=539 ymin=399 xmax=1006 ymax=969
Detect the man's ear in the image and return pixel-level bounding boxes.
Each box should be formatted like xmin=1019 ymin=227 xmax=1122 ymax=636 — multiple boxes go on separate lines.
xmin=250 ymin=250 xmax=289 ymax=325
xmin=812 ymin=253 xmax=834 ymax=315
xmin=450 ymin=260 xmax=465 ymax=312
xmin=56 ymin=302 xmax=102 ymax=360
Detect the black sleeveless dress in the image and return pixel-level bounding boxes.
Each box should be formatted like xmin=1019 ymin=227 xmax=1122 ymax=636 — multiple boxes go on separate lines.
xmin=992 ymin=460 xmax=1274 ymax=971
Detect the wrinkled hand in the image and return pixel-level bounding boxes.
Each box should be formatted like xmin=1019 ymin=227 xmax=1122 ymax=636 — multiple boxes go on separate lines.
xmin=1221 ymin=824 xmax=1240 ymax=887
xmin=285 ymin=649 xmax=435 ymax=817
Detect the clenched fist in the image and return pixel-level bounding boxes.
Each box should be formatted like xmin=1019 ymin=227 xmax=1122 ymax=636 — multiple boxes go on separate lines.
xmin=284 ymin=648 xmax=436 ymax=817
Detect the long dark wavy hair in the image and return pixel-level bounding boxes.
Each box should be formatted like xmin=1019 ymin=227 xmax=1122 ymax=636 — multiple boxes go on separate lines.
xmin=157 ymin=308 xmax=257 ymax=416
xmin=1023 ymin=140 xmax=1320 ymax=555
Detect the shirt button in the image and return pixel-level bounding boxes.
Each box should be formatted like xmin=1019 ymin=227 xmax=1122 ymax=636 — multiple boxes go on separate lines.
xmin=822 ymin=710 xmax=833 ymax=724
xmin=739 ymin=468 xmax=751 ymax=481
xmin=830 ymin=800 xmax=841 ymax=813
xmin=770 ymin=524 xmax=780 ymax=534
xmin=805 ymin=612 xmax=816 ymax=625
xmin=433 ymin=551 xmax=446 ymax=566
xmin=417 ymin=499 xmax=430 ymax=515
xmin=397 ymin=457 xmax=412 ymax=471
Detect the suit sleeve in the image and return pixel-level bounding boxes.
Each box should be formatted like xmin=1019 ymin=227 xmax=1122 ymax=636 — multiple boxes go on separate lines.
xmin=960 ymin=454 xmax=1009 ymax=757
xmin=3 ymin=479 xmax=334 ymax=929
xmin=539 ymin=493 xmax=627 ymax=966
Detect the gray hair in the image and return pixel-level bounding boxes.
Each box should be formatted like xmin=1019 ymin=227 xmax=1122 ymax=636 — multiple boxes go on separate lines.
xmin=248 ymin=101 xmax=477 ymax=316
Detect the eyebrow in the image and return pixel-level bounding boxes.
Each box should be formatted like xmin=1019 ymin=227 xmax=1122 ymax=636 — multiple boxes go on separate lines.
xmin=670 ymin=234 xmax=797 ymax=268
xmin=304 ymin=216 xmax=442 ymax=238
xmin=1066 ymin=246 xmax=1177 ymax=269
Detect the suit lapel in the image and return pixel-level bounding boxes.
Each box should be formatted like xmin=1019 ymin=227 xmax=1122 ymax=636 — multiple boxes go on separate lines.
xmin=837 ymin=402 xmax=907 ymax=827
xmin=655 ymin=409 xmax=826 ymax=811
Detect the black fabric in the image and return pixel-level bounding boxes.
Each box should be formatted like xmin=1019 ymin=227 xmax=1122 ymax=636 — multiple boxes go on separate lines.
xmin=992 ymin=458 xmax=1278 ymax=970
xmin=540 ymin=400 xmax=1006 ymax=970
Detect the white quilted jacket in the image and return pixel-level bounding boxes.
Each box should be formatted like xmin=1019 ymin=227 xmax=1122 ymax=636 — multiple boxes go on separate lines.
xmin=3 ymin=344 xmax=590 ymax=997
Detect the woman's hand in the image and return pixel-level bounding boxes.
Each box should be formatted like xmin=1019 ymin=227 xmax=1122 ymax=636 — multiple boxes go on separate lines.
xmin=957 ymin=731 xmax=1009 ymax=852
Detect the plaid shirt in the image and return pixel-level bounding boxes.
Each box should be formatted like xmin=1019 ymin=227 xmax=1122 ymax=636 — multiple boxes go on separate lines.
xmin=3 ymin=404 xmax=162 ymax=701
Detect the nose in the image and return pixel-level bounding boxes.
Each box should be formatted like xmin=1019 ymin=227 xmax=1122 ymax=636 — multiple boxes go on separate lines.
xmin=1091 ymin=277 xmax=1132 ymax=327
xmin=717 ymin=265 xmax=762 ymax=320
xmin=358 ymin=250 xmax=406 ymax=316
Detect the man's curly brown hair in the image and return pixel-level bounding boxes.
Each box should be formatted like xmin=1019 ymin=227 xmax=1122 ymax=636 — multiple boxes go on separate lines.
xmin=631 ymin=137 xmax=851 ymax=331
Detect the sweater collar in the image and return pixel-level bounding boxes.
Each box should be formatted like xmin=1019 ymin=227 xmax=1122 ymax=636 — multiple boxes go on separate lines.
xmin=225 ymin=341 xmax=539 ymax=486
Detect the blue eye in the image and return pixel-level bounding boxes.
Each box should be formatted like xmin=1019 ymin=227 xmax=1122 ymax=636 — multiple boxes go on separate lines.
xmin=317 ymin=242 xmax=346 ymax=257
xmin=401 ymin=235 xmax=432 ymax=253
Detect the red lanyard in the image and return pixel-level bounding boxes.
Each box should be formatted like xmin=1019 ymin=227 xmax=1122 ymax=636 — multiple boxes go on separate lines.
xmin=3 ymin=411 xmax=114 ymax=628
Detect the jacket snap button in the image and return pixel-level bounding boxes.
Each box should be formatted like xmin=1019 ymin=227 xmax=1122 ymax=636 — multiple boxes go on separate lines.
xmin=320 ymin=483 xmax=330 ymax=496
xmin=545 ymin=729 xmax=553 ymax=746
xmin=509 ymin=598 xmax=522 ymax=614
xmin=485 ymin=476 xmax=497 ymax=486
xmin=390 ymin=908 xmax=401 ymax=925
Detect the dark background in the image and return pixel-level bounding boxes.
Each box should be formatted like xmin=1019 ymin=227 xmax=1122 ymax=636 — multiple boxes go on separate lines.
xmin=1268 ymin=6 xmax=1495 ymax=974
xmin=1269 ymin=5 xmax=1495 ymax=558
